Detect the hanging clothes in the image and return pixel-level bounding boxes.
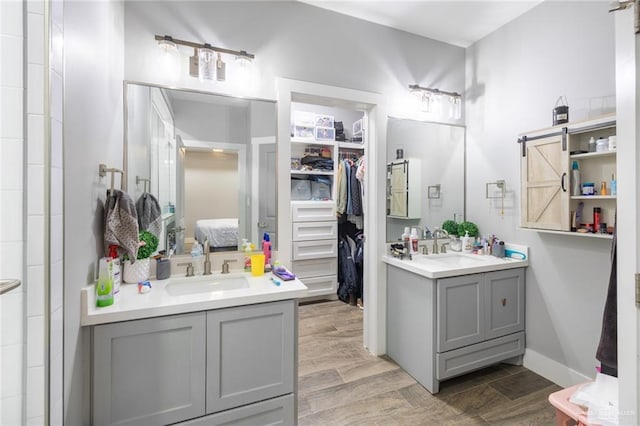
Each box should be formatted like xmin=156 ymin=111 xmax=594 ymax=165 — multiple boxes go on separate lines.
xmin=596 ymin=221 xmax=617 ymax=376
xmin=336 ymin=161 xmax=348 ymax=216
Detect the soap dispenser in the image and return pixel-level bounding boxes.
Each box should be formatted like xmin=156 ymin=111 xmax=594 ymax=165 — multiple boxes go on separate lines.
xmin=461 ymin=231 xmax=473 ymax=254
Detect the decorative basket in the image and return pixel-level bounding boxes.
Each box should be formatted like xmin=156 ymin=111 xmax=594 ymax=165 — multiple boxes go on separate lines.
xmin=123 ymin=258 xmax=150 ymax=283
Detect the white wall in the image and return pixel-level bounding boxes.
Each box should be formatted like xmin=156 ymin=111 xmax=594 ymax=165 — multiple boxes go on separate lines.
xmin=465 ymin=1 xmax=615 ymax=384
xmin=173 ymin=100 xmax=249 ymax=143
xmin=123 ymin=1 xmax=465 ymax=118
xmin=63 ymin=1 xmax=124 ymax=425
xmin=126 ymin=84 xmax=151 ymax=194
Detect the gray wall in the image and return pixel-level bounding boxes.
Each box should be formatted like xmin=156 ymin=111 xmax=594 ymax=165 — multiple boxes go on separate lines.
xmin=465 ymin=1 xmax=615 ymax=380
xmin=63 ymin=1 xmax=124 ymax=424
xmin=173 ymin=100 xmax=249 ymax=143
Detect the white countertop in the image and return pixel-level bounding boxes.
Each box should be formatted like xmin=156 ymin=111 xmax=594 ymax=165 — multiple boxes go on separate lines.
xmin=382 ymin=244 xmax=529 ymax=279
xmin=81 ymin=271 xmax=308 ymax=326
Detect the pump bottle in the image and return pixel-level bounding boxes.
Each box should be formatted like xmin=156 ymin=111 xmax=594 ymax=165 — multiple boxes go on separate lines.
xmin=571 ymin=161 xmax=581 ymax=196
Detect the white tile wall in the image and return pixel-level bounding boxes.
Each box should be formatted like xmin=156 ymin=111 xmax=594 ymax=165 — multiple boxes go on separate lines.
xmin=27 ymin=115 xmax=44 ymax=165
xmin=27 ymin=165 xmax=44 ymax=215
xmin=1 ymin=1 xmax=24 ymax=424
xmin=27 ymin=315 xmax=44 ymax=367
xmin=26 ymin=366 xmax=44 ymax=419
xmin=27 ymin=63 xmax=44 ymax=115
xmin=26 ymin=265 xmax=44 ymax=317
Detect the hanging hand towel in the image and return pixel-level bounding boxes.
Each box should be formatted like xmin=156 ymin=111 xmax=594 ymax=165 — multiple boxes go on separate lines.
xmin=136 ymin=192 xmax=162 ymax=238
xmin=104 ymin=189 xmax=139 ymax=262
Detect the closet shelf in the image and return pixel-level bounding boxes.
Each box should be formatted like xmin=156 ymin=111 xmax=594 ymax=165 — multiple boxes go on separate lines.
xmin=519 ymin=227 xmax=613 ymax=239
xmin=570 ymin=195 xmax=616 ymax=200
xmin=337 ymin=142 xmax=364 ymax=150
xmin=291 ymin=170 xmax=334 ymax=176
xmin=570 ymin=150 xmax=616 ymax=159
xmin=291 ymin=137 xmax=335 ymax=146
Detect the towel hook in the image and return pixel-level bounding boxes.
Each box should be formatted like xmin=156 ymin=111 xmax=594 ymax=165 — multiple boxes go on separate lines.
xmin=136 ymin=176 xmax=151 ymax=193
xmin=99 ymin=163 xmax=125 ymax=194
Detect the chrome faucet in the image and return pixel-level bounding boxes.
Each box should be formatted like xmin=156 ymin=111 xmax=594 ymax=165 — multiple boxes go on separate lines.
xmin=432 ymin=228 xmax=449 ymax=254
xmin=203 ymin=239 xmax=212 ymax=275
xmin=177 ymin=262 xmax=194 ymax=277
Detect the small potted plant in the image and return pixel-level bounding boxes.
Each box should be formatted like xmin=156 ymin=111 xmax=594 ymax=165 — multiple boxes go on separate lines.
xmin=123 ymin=231 xmax=159 ymax=283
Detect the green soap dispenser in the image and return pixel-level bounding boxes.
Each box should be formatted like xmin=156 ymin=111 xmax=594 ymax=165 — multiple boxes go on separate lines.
xmin=96 ymin=258 xmax=114 ymax=307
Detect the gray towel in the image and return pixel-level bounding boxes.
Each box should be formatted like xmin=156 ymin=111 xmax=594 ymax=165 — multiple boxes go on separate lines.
xmin=104 ymin=190 xmax=139 ymax=262
xmin=135 ymin=193 xmax=162 ymax=238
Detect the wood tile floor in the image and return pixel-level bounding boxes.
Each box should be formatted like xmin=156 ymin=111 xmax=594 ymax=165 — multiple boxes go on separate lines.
xmin=298 ymin=300 xmax=562 ymax=425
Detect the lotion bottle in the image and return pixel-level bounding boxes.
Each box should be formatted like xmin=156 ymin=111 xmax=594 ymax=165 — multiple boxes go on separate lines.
xmin=462 ymin=231 xmax=473 ymax=254
xmin=571 ymin=161 xmax=581 ymax=196
xmin=401 ymin=227 xmax=410 ymax=253
xmin=410 ymin=228 xmax=419 ymax=254
xmin=262 ymin=233 xmax=272 ymax=267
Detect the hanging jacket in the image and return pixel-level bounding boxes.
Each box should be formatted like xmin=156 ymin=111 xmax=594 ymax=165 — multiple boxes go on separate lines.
xmin=337 ymin=236 xmax=358 ymax=303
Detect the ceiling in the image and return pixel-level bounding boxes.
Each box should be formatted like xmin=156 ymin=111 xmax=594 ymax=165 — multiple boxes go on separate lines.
xmin=298 ymin=1 xmax=544 ymax=47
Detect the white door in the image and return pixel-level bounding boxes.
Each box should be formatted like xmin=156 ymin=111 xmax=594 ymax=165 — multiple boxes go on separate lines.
xmin=614 ymin=4 xmax=639 ymax=424
xmin=257 ymin=141 xmax=277 ymax=245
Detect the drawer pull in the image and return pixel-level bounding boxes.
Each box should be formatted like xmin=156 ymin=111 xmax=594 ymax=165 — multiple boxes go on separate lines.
xmin=501 ymin=298 xmax=507 ymax=306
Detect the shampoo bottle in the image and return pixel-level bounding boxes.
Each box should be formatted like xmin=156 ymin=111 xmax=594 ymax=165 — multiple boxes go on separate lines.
xmin=571 ymin=161 xmax=581 ymax=196
xmin=262 ymin=233 xmax=272 ymax=267
xmin=462 ymin=231 xmax=473 ymax=254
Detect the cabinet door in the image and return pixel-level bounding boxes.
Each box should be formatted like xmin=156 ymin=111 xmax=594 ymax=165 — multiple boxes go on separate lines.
xmin=521 ymin=134 xmax=569 ymax=230
xmin=178 ymin=394 xmax=294 ymax=426
xmin=206 ymin=300 xmax=295 ymax=414
xmin=437 ymin=274 xmax=485 ymax=352
xmin=388 ymin=161 xmax=408 ymax=217
xmin=485 ymin=269 xmax=525 ymax=340
xmin=92 ymin=313 xmax=206 ymax=426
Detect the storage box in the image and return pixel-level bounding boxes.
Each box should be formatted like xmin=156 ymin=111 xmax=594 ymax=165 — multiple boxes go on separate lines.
xmin=294 ymin=126 xmax=314 ymax=140
xmin=311 ymin=180 xmax=331 ymax=200
xmin=314 ymin=114 xmax=334 ymax=128
xmin=352 ymin=118 xmax=363 ymax=136
xmin=293 ymin=111 xmax=315 ymax=127
xmin=315 ymin=126 xmax=335 ymax=141
xmin=291 ymin=178 xmax=312 ymax=200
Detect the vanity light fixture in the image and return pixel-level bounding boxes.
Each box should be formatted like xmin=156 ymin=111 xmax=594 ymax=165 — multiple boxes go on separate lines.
xmin=155 ymin=34 xmax=254 ymax=81
xmin=212 ymin=148 xmax=224 ymax=153
xmin=409 ymin=84 xmax=462 ymax=118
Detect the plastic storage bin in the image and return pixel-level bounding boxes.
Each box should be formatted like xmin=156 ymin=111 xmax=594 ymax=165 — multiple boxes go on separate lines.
xmin=548 ymin=383 xmax=596 ymax=426
xmin=291 ymin=178 xmax=312 ymax=200
xmin=311 ymin=180 xmax=331 ymax=200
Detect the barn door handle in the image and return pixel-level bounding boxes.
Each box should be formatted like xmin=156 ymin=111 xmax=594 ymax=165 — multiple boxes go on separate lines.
xmin=501 ymin=298 xmax=507 ymax=307
xmin=561 ymin=173 xmax=567 ymax=192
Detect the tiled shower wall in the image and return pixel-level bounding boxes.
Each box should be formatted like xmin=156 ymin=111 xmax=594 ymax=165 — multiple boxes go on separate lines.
xmin=1 ymin=1 xmax=64 ymax=424
xmin=0 ymin=0 xmax=26 ymax=423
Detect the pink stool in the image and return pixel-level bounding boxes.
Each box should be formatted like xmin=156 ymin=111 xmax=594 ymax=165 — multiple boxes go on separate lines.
xmin=548 ymin=383 xmax=599 ymax=426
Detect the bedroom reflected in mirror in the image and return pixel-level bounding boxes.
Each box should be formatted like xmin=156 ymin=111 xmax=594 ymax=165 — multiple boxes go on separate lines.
xmin=125 ymin=83 xmax=277 ymax=255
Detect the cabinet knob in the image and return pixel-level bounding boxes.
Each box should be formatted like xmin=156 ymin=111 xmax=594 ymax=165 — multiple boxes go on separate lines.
xmin=501 ymin=298 xmax=507 ymax=306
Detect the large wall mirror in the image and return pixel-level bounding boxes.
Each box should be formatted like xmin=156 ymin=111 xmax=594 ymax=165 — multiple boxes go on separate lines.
xmin=386 ymin=117 xmax=465 ymax=241
xmin=125 ymin=83 xmax=277 ymax=255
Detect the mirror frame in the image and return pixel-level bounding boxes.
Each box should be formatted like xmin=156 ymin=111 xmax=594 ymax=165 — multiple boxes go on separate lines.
xmin=123 ymin=80 xmax=279 ymax=253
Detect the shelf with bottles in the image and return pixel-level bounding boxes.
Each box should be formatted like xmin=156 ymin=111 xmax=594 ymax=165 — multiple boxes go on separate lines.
xmin=570 ymin=150 xmax=616 ymax=160
xmin=570 ymin=195 xmax=616 ymax=200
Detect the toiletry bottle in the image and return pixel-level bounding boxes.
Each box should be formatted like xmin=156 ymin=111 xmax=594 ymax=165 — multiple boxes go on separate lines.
xmin=611 ymin=174 xmax=617 ymax=195
xmin=588 ymin=137 xmax=596 ymax=152
xmin=462 ymin=231 xmax=473 ymax=254
xmin=593 ymin=207 xmax=602 ymax=234
xmin=262 ymin=233 xmax=272 ymax=268
xmin=410 ymin=228 xmax=419 ymax=254
xmin=571 ymin=161 xmax=581 ymax=196
xmin=96 ymin=258 xmax=114 ymax=307
xmin=108 ymin=245 xmax=121 ymax=294
xmin=402 ymin=227 xmax=410 ymax=253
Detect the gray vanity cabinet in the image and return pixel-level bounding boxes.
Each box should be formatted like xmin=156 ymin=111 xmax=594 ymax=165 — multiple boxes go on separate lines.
xmin=387 ymin=265 xmax=525 ymax=394
xmin=206 ymin=300 xmax=295 ymax=414
xmin=92 ymin=313 xmax=207 ymax=426
xmin=92 ymin=300 xmax=297 ymax=426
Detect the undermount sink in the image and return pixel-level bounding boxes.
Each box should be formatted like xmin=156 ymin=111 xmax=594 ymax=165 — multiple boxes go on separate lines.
xmin=165 ymin=275 xmax=250 ymax=296
xmin=420 ymin=253 xmax=490 ymax=265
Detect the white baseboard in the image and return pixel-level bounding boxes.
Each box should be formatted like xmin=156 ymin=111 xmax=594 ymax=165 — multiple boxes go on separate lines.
xmin=523 ymin=348 xmax=594 ymax=388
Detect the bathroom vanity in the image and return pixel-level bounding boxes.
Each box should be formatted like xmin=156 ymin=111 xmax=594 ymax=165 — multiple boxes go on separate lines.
xmin=81 ymin=273 xmax=307 ymax=426
xmin=383 ymin=248 xmax=528 ymax=394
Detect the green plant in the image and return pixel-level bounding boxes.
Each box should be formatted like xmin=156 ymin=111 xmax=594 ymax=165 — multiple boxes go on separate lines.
xmin=457 ymin=221 xmax=479 ymax=238
xmin=137 ymin=231 xmax=158 ymax=260
xmin=441 ymin=220 xmax=458 ymax=236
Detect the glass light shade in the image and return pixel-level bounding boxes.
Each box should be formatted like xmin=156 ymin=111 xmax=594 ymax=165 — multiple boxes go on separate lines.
xmin=235 ymin=55 xmax=252 ymax=68
xmin=216 ymin=53 xmax=226 ymax=81
xmin=157 ymin=39 xmax=180 ymax=82
xmin=450 ymin=96 xmax=462 ymax=120
xmin=198 ymin=47 xmax=215 ymax=80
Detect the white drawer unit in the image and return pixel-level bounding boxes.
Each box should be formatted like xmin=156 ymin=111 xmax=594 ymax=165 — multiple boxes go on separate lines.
xmin=292 ymin=239 xmax=337 ymax=261
xmin=292 ymin=221 xmax=338 ymax=241
xmin=299 ymin=275 xmax=338 ymax=297
xmin=291 ymin=258 xmax=338 ymax=279
xmin=291 ymin=201 xmax=336 ymax=222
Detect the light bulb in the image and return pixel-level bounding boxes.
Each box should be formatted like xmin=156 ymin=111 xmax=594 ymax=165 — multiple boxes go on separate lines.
xmin=198 ymin=46 xmax=215 ymax=81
